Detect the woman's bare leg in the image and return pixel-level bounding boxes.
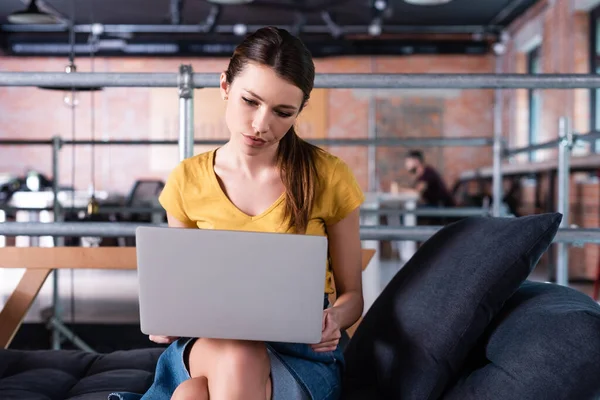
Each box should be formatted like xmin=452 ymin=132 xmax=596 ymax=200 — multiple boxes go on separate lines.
xmin=187 ymin=338 xmax=272 ymax=400
xmin=171 ymin=376 xmax=209 ymax=400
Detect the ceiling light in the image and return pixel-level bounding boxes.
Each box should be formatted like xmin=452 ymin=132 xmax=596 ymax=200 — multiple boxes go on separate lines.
xmin=7 ymin=0 xmax=59 ymax=24
xmin=233 ymin=23 xmax=247 ymax=36
xmin=368 ymin=21 xmax=382 ymax=36
xmin=404 ymin=0 xmax=453 ymax=5
xmin=374 ymin=0 xmax=387 ymax=11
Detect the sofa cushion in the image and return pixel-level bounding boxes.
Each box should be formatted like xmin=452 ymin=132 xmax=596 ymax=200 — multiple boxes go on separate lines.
xmin=443 ymin=280 xmax=600 ymax=400
xmin=0 ymin=348 xmax=163 ymax=400
xmin=342 ymin=213 xmax=562 ymax=400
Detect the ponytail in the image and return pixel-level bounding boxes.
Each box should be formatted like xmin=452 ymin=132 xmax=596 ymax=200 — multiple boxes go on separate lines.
xmin=277 ymin=127 xmax=319 ymax=234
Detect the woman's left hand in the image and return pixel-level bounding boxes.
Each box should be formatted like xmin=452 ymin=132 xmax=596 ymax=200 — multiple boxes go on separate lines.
xmin=311 ymin=308 xmax=342 ymax=353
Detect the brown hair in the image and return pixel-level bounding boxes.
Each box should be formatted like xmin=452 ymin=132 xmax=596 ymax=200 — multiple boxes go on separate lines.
xmin=225 ymin=26 xmax=320 ymax=233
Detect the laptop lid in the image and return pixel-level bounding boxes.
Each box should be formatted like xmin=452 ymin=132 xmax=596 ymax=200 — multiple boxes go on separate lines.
xmin=135 ymin=226 xmax=328 ymax=344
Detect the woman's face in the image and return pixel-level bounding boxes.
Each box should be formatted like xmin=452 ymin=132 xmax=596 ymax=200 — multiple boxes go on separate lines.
xmin=220 ymin=62 xmax=305 ymax=154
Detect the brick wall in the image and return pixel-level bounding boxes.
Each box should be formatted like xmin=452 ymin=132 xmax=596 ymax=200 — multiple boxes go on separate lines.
xmin=0 ymin=54 xmax=494 ymax=196
xmin=501 ymin=0 xmax=599 ymax=280
xmin=1 ymin=3 xmax=598 ymax=281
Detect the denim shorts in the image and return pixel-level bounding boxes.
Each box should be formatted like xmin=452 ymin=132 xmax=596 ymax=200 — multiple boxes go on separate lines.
xmin=109 ymin=295 xmax=345 ymax=400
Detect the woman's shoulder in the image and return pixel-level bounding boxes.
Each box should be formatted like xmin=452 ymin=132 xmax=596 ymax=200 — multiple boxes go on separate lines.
xmin=313 ymin=147 xmax=345 ymax=175
xmin=312 ymin=148 xmax=354 ymax=182
xmin=169 ymin=149 xmax=215 ymax=183
xmin=311 ymin=147 xmax=365 ymax=223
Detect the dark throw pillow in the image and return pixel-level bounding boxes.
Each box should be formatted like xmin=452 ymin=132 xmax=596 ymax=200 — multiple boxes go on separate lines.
xmin=342 ymin=213 xmax=562 ymax=400
xmin=443 ymin=280 xmax=600 ymax=400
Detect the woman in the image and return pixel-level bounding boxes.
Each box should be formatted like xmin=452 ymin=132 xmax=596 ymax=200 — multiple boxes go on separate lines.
xmin=110 ymin=26 xmax=364 ymax=400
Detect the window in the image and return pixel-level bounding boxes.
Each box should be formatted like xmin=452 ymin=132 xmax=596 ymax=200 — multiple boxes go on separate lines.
xmin=527 ymin=46 xmax=542 ymax=161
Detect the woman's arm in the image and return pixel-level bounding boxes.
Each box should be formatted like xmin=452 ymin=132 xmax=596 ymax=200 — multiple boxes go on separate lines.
xmin=327 ymin=207 xmax=364 ymax=330
xmin=167 ymin=212 xmax=197 ymax=228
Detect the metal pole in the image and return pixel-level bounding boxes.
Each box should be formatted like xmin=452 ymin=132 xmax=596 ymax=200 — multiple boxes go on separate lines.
xmin=0 ymin=222 xmax=156 ymax=237
xmin=3 ymin=72 xmax=600 ymax=89
xmin=556 ymin=117 xmax=574 ymax=286
xmin=492 ymin=53 xmax=504 ymax=217
xmin=1 ymin=22 xmax=501 ymax=36
xmin=0 ymin=205 xmax=489 ymax=218
xmin=1 ymin=222 xmax=600 ymax=243
xmin=47 ymin=316 xmax=96 ymax=353
xmin=0 ymin=137 xmax=495 ymax=147
xmin=51 ymin=135 xmax=62 ymax=350
xmin=178 ymin=65 xmax=194 ymax=161
xmin=368 ymin=97 xmax=378 ymax=191
xmin=51 ymin=136 xmax=61 ymax=224
xmin=503 ymin=131 xmax=600 ymax=156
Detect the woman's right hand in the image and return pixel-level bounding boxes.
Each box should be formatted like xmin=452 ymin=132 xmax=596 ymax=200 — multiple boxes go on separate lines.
xmin=149 ymin=335 xmax=179 ymax=344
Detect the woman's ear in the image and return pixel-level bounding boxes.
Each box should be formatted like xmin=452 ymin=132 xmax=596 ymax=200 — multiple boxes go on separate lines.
xmin=219 ymin=72 xmax=229 ymax=100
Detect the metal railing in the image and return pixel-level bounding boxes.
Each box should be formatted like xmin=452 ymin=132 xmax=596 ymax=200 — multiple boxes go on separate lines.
xmin=0 ymin=205 xmax=489 ymax=218
xmin=0 ymin=137 xmax=495 ymax=147
xmin=0 ymin=221 xmax=598 ymax=245
xmin=2 ymin=67 xmax=600 ymax=350
xmin=2 ymin=71 xmax=600 ymax=89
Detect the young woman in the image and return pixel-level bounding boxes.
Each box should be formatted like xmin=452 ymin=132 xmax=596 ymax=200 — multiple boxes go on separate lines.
xmin=110 ymin=26 xmax=364 ymax=400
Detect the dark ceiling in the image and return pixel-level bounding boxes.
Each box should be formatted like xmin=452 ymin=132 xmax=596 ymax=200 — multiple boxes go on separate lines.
xmin=0 ymin=0 xmax=539 ymax=57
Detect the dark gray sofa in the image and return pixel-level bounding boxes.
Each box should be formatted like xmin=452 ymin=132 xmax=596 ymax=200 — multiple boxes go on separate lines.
xmin=2 ymin=214 xmax=600 ymax=400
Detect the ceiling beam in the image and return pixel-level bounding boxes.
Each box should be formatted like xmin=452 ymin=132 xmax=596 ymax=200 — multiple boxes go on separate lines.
xmin=5 ymin=38 xmax=490 ymax=57
xmin=488 ymin=0 xmax=532 ymax=26
xmin=0 ymin=23 xmax=502 ymax=37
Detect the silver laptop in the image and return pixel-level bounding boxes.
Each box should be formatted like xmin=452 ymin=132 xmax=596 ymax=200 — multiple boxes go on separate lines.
xmin=135 ymin=226 xmax=328 ymax=344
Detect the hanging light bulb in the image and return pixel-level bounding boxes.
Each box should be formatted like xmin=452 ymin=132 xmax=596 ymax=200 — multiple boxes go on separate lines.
xmin=63 ymin=62 xmax=79 ymax=108
xmin=87 ymin=194 xmax=99 ymax=215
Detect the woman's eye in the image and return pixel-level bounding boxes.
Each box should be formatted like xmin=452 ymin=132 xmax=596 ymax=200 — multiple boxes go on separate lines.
xmin=276 ymin=111 xmax=292 ymax=118
xmin=242 ymin=96 xmax=292 ymax=118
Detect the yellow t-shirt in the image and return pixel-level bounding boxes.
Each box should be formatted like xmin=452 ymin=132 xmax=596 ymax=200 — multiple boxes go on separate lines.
xmin=158 ymin=148 xmax=365 ymax=294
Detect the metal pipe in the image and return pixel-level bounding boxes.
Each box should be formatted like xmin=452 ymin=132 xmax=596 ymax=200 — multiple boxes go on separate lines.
xmin=178 ymin=65 xmax=194 ymax=160
xmin=504 ymin=138 xmax=562 ymax=157
xmin=170 ymin=0 xmax=183 ymax=25
xmin=0 ymin=137 xmax=495 ymax=147
xmin=51 ymin=136 xmax=61 ymax=222
xmin=0 ymin=205 xmax=488 ymax=218
xmin=368 ymin=96 xmax=377 ymax=191
xmin=0 ymin=222 xmax=160 ymax=237
xmin=359 ymin=226 xmax=600 ymax=244
xmin=0 ymin=23 xmax=501 ymax=36
xmin=370 ymin=207 xmax=490 ymax=218
xmin=0 ymin=72 xmax=176 ymax=88
xmin=248 ymin=136 xmax=494 ymax=147
xmin=576 ymin=131 xmax=600 ymax=142
xmin=51 ymin=135 xmax=62 ymax=351
xmin=556 ymin=117 xmax=574 ymax=286
xmin=2 ymin=222 xmax=600 ymax=244
xmin=0 ymin=139 xmax=54 ymax=145
xmin=47 ymin=317 xmax=96 ymax=353
xmin=3 ymin=72 xmax=600 ymax=89
xmin=488 ymin=0 xmax=532 ymax=26
xmin=492 ymin=54 xmax=504 ymax=217
xmin=504 ymin=131 xmax=600 ymax=157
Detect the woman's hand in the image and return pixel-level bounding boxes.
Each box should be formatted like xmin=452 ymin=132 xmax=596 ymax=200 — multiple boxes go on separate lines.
xmin=311 ymin=308 xmax=342 ymax=353
xmin=149 ymin=335 xmax=179 ymax=344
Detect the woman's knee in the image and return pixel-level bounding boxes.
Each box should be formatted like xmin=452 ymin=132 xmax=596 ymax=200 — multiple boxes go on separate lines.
xmin=189 ymin=339 xmax=271 ymax=380
xmin=216 ymin=340 xmax=271 ymax=378
xmin=172 ymin=377 xmax=209 ymax=400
